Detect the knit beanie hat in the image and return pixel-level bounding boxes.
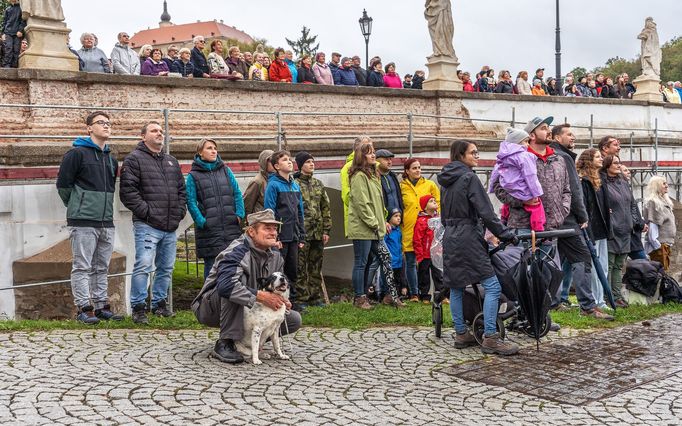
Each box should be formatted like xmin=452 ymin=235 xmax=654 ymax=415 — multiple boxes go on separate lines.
xmin=504 ymin=127 xmax=530 ymax=145
xmin=419 ymin=195 xmax=435 ymax=211
xmin=387 ymin=207 xmax=402 ymax=221
xmin=258 ymin=149 xmax=274 ymax=172
xmin=295 ymin=151 xmax=314 ymax=170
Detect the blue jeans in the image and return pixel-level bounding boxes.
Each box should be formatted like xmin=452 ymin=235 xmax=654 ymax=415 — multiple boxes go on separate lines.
xmin=404 ymin=251 xmax=419 ymax=296
xmin=591 ymin=239 xmax=608 ymax=307
xmin=559 ymin=259 xmax=573 ymax=303
xmin=450 ymin=275 xmax=501 ymax=336
xmin=130 ymin=222 xmax=177 ymax=309
xmin=352 ymin=240 xmax=380 ymax=297
xmin=203 ymin=256 xmax=216 ymax=280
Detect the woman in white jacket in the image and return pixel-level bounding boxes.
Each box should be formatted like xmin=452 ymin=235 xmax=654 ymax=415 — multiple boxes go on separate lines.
xmin=516 ymin=71 xmax=532 ymax=95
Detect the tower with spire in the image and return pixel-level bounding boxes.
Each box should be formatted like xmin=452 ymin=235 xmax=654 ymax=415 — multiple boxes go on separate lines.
xmin=159 ymin=0 xmax=172 ymax=27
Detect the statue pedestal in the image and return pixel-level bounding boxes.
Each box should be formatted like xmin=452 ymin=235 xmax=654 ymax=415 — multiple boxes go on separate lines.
xmin=423 ymin=56 xmax=462 ymax=91
xmin=632 ymin=75 xmax=662 ymax=103
xmin=19 ymin=18 xmax=78 ymax=71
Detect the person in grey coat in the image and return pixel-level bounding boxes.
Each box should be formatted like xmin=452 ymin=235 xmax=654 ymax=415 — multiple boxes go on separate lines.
xmin=78 ymin=32 xmax=110 ymax=73
xmin=601 ymin=155 xmax=639 ymax=307
xmin=110 ymin=32 xmax=139 ymax=75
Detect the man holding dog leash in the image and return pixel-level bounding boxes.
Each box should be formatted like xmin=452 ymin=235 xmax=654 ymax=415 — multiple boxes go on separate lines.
xmin=192 ymin=209 xmax=301 ymax=364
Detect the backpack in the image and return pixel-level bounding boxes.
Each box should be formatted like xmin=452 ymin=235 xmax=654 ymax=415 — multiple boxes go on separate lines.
xmin=660 ymin=273 xmax=682 ymax=303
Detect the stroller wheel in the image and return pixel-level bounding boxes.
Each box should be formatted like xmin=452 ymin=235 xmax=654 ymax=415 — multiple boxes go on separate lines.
xmin=432 ymin=303 xmax=443 ymax=338
xmin=521 ymin=313 xmax=553 ymax=339
xmin=472 ymin=312 xmax=505 ymax=345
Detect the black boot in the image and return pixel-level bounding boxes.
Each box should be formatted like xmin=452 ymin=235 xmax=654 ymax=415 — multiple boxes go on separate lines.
xmin=152 ymin=300 xmax=175 ymax=318
xmin=95 ymin=304 xmax=124 ymax=321
xmin=211 ymin=339 xmax=244 ymax=364
xmin=131 ymin=304 xmax=149 ymax=324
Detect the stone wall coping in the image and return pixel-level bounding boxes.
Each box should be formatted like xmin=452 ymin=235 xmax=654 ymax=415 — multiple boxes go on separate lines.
xmin=1 ymin=68 xmax=680 ymax=110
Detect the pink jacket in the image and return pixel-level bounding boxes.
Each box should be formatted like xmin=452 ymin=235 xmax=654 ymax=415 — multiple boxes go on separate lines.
xmin=313 ymin=63 xmax=334 ymax=85
xmin=383 ymin=72 xmax=402 ymax=88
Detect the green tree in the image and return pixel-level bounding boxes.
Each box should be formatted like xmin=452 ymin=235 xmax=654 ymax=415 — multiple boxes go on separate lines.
xmin=285 ymin=26 xmax=319 ymax=58
xmin=591 ymin=37 xmax=682 ymax=82
xmin=0 ymin=0 xmax=9 ymax=17
xmin=569 ymin=66 xmax=588 ymax=78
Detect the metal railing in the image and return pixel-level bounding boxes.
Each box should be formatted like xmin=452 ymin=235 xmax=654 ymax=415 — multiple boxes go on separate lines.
xmin=0 ymin=103 xmax=680 ymax=171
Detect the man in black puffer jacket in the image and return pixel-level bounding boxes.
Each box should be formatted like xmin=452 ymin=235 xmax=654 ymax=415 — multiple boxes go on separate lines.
xmin=120 ymin=121 xmax=186 ymax=324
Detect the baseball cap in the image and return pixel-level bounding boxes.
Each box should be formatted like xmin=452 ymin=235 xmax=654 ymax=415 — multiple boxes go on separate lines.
xmin=524 ymin=116 xmax=554 ymax=134
xmin=536 ymin=68 xmax=545 ymax=73
xmin=375 ymin=149 xmax=395 ymax=159
xmin=247 ymin=209 xmax=282 ymax=226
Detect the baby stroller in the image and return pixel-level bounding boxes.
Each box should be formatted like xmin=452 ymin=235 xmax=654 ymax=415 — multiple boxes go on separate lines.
xmin=430 ymin=217 xmax=573 ymax=346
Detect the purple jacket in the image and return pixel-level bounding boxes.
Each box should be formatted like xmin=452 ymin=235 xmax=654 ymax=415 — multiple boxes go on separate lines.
xmin=488 ymin=142 xmax=543 ymax=201
xmin=141 ymin=59 xmax=169 ymax=76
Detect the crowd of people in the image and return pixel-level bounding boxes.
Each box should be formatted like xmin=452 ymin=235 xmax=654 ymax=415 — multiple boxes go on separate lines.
xmin=55 ymin=107 xmax=677 ymax=361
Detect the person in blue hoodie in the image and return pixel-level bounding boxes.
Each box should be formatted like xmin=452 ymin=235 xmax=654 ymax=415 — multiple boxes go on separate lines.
xmin=285 ymin=50 xmax=298 ymax=85
xmin=264 ymin=150 xmax=306 ymax=306
xmin=56 ymin=111 xmax=123 ymax=324
xmin=384 ymin=209 xmax=406 ymax=301
xmin=186 ymin=139 xmax=245 ymax=279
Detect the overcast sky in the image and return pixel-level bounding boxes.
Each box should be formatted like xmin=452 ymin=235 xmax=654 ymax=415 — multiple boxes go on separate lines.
xmin=62 ymin=0 xmax=682 ymax=77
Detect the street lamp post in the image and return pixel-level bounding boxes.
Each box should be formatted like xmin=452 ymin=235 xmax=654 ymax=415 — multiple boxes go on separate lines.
xmin=555 ymin=0 xmax=562 ymax=95
xmin=359 ymin=9 xmax=373 ymax=70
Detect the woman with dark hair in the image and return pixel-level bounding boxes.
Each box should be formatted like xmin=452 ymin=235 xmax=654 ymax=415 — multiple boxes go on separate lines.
xmin=601 ymin=155 xmax=637 ymax=307
xmin=268 ymin=47 xmax=292 ymax=83
xmin=438 ymin=140 xmax=518 ymax=355
xmin=141 ymin=48 xmax=169 ymax=76
xmin=367 ymin=58 xmax=385 ymax=87
xmin=207 ymin=40 xmax=229 ymax=77
xmin=577 ymin=148 xmax=610 ymax=308
xmin=400 ymin=158 xmax=440 ymax=302
xmin=347 ymin=143 xmax=388 ymax=309
xmin=383 ymin=62 xmax=402 ymax=88
xmin=186 ymin=139 xmax=244 ymax=279
xmin=297 ymin=54 xmax=316 ymax=84
xmin=546 ymin=77 xmax=559 ymax=95
xmin=601 ymin=77 xmax=619 ymax=98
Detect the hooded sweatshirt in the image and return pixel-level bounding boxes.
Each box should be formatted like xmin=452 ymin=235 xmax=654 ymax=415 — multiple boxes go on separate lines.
xmin=56 ymin=137 xmax=118 ymax=228
xmin=488 ymin=141 xmax=543 ymax=201
xmin=243 ymin=149 xmax=274 ymax=216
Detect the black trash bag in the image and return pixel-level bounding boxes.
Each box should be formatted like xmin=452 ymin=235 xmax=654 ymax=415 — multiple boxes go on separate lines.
xmin=623 ymin=259 xmax=664 ymax=298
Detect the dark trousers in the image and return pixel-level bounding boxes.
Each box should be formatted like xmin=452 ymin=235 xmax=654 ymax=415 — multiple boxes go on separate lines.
xmin=280 ymin=241 xmax=299 ymax=301
xmin=417 ymin=258 xmax=443 ymax=301
xmin=203 ymin=256 xmax=216 ymax=280
xmin=2 ymin=35 xmax=21 ymax=68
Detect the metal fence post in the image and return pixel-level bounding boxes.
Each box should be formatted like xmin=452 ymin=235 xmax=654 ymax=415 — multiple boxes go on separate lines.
xmin=163 ymin=108 xmax=170 ymax=154
xmin=510 ymin=107 xmax=515 ymax=127
xmin=630 ymin=132 xmax=634 ymax=161
xmin=276 ymin=112 xmax=282 ymax=150
xmin=589 ymin=114 xmax=594 ymax=148
xmin=407 ymin=112 xmax=414 ymax=158
xmin=654 ymin=118 xmax=659 ymax=173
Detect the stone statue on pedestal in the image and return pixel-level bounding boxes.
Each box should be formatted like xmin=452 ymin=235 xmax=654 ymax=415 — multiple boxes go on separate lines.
xmin=423 ymin=0 xmax=461 ymax=91
xmin=19 ymin=0 xmax=78 ymax=71
xmin=638 ymin=17 xmax=661 ymax=78
xmin=21 ymin=0 xmax=66 ymax=21
xmin=424 ymin=0 xmax=456 ymax=59
xmin=632 ymin=17 xmax=663 ymax=103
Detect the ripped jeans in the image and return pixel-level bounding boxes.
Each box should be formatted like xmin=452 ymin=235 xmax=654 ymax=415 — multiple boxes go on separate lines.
xmin=130 ymin=222 xmax=177 ymax=309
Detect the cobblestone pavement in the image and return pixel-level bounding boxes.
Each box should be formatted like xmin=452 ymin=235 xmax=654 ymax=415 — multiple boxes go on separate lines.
xmin=1 ymin=317 xmax=682 ymax=425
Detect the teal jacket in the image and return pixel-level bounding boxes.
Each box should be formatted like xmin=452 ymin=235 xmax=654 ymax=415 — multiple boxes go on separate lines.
xmin=56 ymin=137 xmax=118 ymax=227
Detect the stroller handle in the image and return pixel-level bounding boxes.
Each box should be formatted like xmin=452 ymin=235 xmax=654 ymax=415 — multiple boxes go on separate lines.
xmin=516 ymin=229 xmax=576 ymax=241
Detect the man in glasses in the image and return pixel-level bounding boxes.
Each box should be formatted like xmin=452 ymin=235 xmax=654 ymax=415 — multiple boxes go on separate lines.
xmin=56 ymin=111 xmax=123 ymax=324
xmin=191 ymin=35 xmax=210 ymax=78
xmin=110 ymin=32 xmax=139 ymax=75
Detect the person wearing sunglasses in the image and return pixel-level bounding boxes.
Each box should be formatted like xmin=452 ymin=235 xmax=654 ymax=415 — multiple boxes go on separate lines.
xmin=110 ymin=32 xmax=139 ymax=75
xmin=190 ymin=35 xmax=210 ymax=78
xmin=56 ymin=111 xmax=123 ymax=324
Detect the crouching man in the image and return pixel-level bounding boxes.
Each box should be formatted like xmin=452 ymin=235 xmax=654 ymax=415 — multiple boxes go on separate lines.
xmin=192 ymin=209 xmax=302 ymax=364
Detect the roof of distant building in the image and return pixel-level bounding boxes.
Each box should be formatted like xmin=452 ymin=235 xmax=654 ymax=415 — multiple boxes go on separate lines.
xmin=130 ymin=20 xmax=256 ymax=48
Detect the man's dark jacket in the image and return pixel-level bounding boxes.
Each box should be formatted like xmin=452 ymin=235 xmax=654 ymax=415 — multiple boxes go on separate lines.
xmin=56 ymin=137 xmax=117 ymax=228
xmin=119 ymin=141 xmax=186 ymax=232
xmin=191 ymin=47 xmax=209 ymax=78
xmin=550 ymin=141 xmax=588 ymax=229
xmin=351 ymin=65 xmax=368 ymax=86
xmin=1 ymin=3 xmax=25 ymax=36
xmin=380 ymin=170 xmax=403 ymax=215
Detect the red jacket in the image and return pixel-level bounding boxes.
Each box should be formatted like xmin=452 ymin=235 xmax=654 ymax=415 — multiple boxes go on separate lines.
xmin=462 ymin=81 xmax=474 ymax=92
xmin=269 ymin=59 xmax=292 ymax=83
xmin=413 ymin=212 xmax=437 ymax=263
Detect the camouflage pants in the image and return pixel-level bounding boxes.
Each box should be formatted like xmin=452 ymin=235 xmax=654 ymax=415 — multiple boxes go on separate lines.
xmin=297 ymin=239 xmax=324 ymax=304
